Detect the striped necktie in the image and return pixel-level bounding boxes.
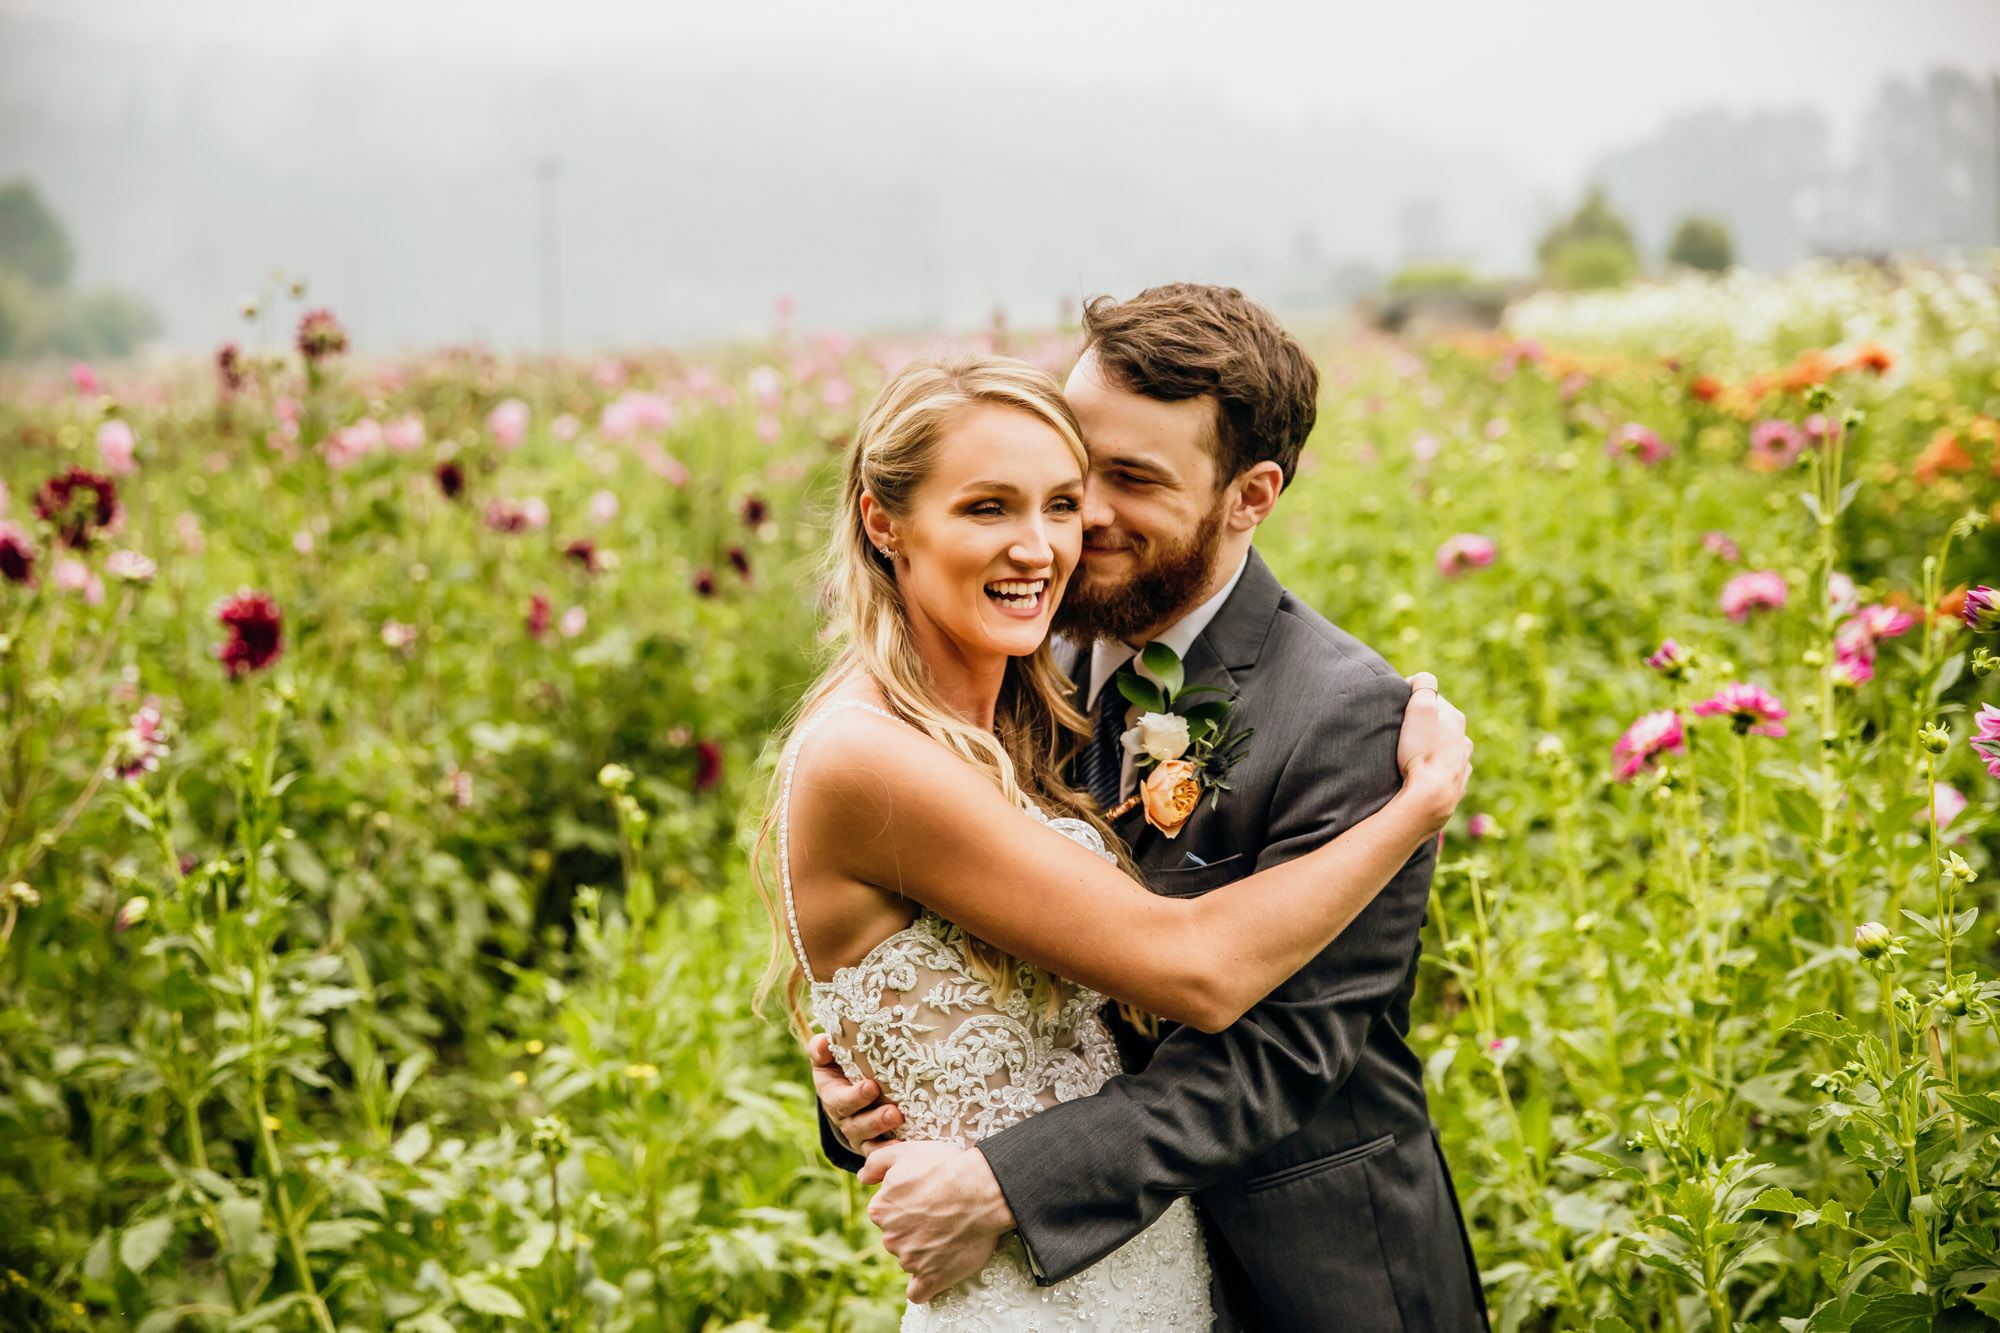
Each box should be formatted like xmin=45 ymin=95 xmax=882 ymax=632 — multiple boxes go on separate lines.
xmin=1075 ymin=653 xmax=1127 ymax=810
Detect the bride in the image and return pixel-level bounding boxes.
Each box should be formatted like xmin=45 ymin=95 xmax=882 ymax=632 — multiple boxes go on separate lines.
xmin=757 ymin=352 xmax=1470 ymax=1329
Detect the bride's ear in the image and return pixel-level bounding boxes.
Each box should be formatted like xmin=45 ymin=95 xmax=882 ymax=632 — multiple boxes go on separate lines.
xmin=858 ymin=492 xmax=900 ymax=561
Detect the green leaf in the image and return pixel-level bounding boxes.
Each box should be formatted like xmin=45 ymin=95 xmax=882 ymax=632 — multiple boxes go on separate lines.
xmin=227 ymin=1293 xmax=311 ymax=1331
xmin=1799 ymin=491 xmax=1824 ymax=522
xmin=1849 ymin=1293 xmax=1934 ymax=1333
xmin=82 ymin=1229 xmax=112 ymax=1283
xmin=119 ymin=1214 xmax=175 ymax=1273
xmin=1774 ymin=788 xmax=1822 ymax=839
xmin=1834 ymin=477 xmax=1864 ymax=516
xmin=1138 ymin=641 xmax=1185 ymax=697
xmin=1593 ymin=1320 xmax=1638 ymax=1333
xmin=455 ymin=1276 xmax=527 ymax=1318
xmin=1115 ymin=674 xmax=1165 ymax=714
xmin=394 ymin=1314 xmax=458 ymax=1333
xmin=302 ymin=1218 xmax=376 ymax=1251
xmin=392 ymin=1122 xmax=432 ymax=1165
xmin=218 ymin=1198 xmax=263 ymax=1255
xmin=1751 ymin=1187 xmax=1808 ymax=1215
xmin=1940 ymin=1091 xmax=2000 ymax=1126
xmin=1784 ymin=1011 xmax=1858 ymax=1047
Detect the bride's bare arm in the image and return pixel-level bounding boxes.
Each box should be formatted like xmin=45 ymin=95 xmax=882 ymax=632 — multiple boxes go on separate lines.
xmin=790 ymin=688 xmax=1467 ymax=1033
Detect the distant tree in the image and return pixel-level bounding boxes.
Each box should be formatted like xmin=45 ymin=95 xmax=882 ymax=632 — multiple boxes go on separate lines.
xmin=0 ymin=179 xmax=76 ymax=289
xmin=45 ymin=289 xmax=162 ymax=358
xmin=1537 ymin=187 xmax=1641 ymax=290
xmin=1667 ymin=215 xmax=1735 ymax=272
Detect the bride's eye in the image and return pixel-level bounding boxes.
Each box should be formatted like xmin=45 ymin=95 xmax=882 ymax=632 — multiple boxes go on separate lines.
xmin=1048 ymin=495 xmax=1081 ymax=514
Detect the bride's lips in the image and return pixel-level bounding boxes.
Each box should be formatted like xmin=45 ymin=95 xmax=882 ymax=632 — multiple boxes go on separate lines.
xmin=984 ymin=577 xmax=1049 ymax=618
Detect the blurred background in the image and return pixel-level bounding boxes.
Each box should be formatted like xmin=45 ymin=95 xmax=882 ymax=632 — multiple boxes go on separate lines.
xmin=2 ymin=0 xmax=1999 ymax=357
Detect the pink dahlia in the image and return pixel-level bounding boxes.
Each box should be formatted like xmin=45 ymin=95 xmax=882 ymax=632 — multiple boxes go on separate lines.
xmin=588 ymin=489 xmax=619 ymax=525
xmin=383 ymin=414 xmax=426 ymax=451
xmin=214 ymin=589 xmax=283 ymax=678
xmin=1852 ymin=604 xmax=1914 ymax=641
xmin=1925 ymin=782 xmax=1968 ymax=833
xmin=1720 ymin=571 xmax=1787 ymax=621
xmin=1607 ymin=423 xmax=1671 ymax=465
xmin=1973 ymin=704 xmax=2000 ymax=778
xmin=97 ymin=420 xmax=137 ymax=476
xmin=1701 ymin=531 xmax=1740 ymax=563
xmin=109 ymin=701 xmax=170 ymax=780
xmin=1466 ymin=813 xmax=1501 ymax=840
xmin=1963 ymin=587 xmax=2000 ymax=633
xmin=1613 ymin=709 xmax=1686 ymax=781
xmin=70 ymin=362 xmax=100 ymax=395
xmin=1827 ymin=572 xmax=1859 ymax=619
xmin=488 ymin=398 xmax=530 ymax=449
xmin=1694 ymin=682 xmax=1790 ymax=737
xmin=1748 ymin=419 xmax=1806 ymax=471
xmin=1435 ymin=533 xmax=1497 ymax=578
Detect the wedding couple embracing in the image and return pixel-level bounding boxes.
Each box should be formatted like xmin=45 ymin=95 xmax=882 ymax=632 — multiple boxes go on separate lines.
xmin=757 ymin=284 xmax=1488 ymax=1330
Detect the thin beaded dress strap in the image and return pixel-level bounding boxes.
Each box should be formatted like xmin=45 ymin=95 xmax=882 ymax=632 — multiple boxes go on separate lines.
xmin=778 ymin=699 xmax=902 ymax=983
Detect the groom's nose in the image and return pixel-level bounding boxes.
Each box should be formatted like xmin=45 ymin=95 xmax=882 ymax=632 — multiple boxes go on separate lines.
xmin=1080 ymin=475 xmax=1117 ymax=536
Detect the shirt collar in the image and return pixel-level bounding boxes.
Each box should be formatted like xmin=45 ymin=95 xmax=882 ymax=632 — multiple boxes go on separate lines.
xmin=1084 ymin=552 xmax=1250 ymax=710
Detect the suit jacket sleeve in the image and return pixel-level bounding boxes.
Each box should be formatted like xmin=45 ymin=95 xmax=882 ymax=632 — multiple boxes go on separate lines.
xmin=818 ymin=1101 xmax=867 ymax=1175
xmin=977 ymin=669 xmax=1432 ymax=1285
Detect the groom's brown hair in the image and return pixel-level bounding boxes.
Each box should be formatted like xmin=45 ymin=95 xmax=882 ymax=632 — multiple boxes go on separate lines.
xmin=1080 ymin=282 xmax=1319 ymax=488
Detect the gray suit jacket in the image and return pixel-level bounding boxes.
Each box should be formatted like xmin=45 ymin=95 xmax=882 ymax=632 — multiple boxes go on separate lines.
xmin=820 ymin=550 xmax=1486 ymax=1330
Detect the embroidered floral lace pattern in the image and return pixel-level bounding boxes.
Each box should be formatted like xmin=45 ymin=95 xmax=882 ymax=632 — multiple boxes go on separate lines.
xmin=781 ymin=700 xmax=1212 ymax=1332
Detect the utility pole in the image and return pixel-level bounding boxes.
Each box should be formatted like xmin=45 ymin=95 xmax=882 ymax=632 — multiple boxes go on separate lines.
xmin=537 ymin=158 xmax=562 ymax=350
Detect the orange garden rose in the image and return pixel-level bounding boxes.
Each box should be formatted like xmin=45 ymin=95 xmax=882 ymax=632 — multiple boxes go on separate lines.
xmin=1140 ymin=759 xmax=1201 ymax=838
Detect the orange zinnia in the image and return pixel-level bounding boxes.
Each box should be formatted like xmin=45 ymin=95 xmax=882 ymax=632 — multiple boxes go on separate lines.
xmin=1840 ymin=341 xmax=1895 ymax=375
xmin=1914 ymin=429 xmax=1974 ymax=485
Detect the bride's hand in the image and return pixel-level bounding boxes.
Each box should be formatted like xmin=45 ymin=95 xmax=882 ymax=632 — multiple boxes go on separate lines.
xmin=1397 ymin=672 xmax=1471 ymax=832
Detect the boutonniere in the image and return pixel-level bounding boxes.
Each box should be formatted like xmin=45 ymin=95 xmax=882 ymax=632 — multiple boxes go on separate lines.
xmin=1105 ymin=642 xmax=1252 ymax=839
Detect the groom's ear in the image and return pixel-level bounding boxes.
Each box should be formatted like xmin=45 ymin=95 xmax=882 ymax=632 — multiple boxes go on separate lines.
xmin=1225 ymin=460 xmax=1284 ymax=533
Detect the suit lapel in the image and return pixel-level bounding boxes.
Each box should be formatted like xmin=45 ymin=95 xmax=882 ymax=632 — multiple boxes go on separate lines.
xmin=1125 ymin=550 xmax=1285 ymax=872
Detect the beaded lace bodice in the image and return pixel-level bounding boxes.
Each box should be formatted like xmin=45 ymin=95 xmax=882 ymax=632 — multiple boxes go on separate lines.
xmin=780 ymin=700 xmax=1211 ymax=1331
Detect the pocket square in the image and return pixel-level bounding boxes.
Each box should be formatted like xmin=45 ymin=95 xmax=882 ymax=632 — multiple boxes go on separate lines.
xmin=1181 ymin=851 xmax=1208 ymax=867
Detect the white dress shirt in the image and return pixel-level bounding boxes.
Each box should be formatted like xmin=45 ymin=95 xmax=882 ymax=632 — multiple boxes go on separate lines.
xmin=1055 ymin=552 xmax=1249 ymax=803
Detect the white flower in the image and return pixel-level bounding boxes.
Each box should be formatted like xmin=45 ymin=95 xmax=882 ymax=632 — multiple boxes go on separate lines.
xmin=1121 ymin=711 xmax=1191 ymax=763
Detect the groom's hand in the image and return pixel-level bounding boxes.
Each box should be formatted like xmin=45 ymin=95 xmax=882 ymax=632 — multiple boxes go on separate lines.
xmin=858 ymin=1141 xmax=1015 ymax=1303
xmin=808 ymin=1034 xmax=904 ymax=1153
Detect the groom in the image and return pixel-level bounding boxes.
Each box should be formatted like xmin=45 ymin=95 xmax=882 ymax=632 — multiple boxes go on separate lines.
xmin=811 ymin=283 xmax=1487 ymax=1330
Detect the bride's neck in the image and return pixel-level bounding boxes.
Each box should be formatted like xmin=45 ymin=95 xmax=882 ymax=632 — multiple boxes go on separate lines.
xmin=904 ymin=614 xmax=1006 ymax=732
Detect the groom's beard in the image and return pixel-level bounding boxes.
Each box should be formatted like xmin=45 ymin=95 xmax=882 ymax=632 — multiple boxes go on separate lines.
xmin=1052 ymin=500 xmax=1226 ymax=644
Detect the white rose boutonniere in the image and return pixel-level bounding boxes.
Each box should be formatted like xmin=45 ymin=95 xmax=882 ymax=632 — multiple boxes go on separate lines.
xmin=1122 ymin=711 xmax=1191 ymax=764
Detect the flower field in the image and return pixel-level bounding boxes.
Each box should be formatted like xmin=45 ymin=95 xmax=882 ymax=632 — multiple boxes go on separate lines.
xmin=3 ymin=259 xmax=2000 ymax=1332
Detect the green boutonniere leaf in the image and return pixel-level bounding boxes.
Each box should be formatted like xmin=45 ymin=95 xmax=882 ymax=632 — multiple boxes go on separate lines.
xmin=1115 ymin=674 xmax=1166 ymax=714
xmin=1138 ymin=641 xmax=1185 ymax=696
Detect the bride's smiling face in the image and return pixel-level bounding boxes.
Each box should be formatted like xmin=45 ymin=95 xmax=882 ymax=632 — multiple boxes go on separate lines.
xmin=866 ymin=403 xmax=1085 ymax=662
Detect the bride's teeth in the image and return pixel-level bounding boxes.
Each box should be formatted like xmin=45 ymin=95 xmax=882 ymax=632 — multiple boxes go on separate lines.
xmin=984 ymin=578 xmax=1046 ymax=609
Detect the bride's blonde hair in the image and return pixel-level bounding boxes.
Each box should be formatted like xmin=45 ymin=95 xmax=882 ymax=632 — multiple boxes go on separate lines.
xmin=752 ymin=351 xmax=1123 ymax=1037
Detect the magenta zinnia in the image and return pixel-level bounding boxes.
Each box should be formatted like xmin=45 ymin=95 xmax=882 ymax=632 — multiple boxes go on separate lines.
xmin=1963 ymin=586 xmax=2000 ymax=633
xmin=214 ymin=590 xmax=284 ymax=678
xmin=1613 ymin=709 xmax=1686 ymax=781
xmin=108 ymin=701 xmax=170 ymax=780
xmin=1435 ymin=533 xmax=1497 ymax=578
xmin=1694 ymin=682 xmax=1790 ymax=737
xmin=1606 ymin=423 xmax=1671 ymax=465
xmin=1973 ymin=704 xmax=2000 ymax=777
xmin=1720 ymin=570 xmax=1787 ymax=621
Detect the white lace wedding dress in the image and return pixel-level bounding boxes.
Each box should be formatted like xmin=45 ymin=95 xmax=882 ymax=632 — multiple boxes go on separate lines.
xmin=781 ymin=700 xmax=1213 ymax=1332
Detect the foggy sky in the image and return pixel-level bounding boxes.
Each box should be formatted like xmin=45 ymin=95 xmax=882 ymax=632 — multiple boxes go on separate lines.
xmin=2 ymin=0 xmax=1996 ymax=351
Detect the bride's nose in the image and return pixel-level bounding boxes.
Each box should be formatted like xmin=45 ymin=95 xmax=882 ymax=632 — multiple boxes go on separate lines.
xmin=1007 ymin=515 xmax=1054 ymax=570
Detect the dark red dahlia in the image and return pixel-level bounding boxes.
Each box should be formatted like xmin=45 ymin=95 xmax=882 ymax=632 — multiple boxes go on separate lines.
xmin=740 ymin=495 xmax=768 ymax=526
xmin=726 ymin=545 xmax=751 ymax=580
xmin=296 ymin=308 xmax=348 ymax=363
xmin=214 ymin=590 xmax=283 ymax=678
xmin=563 ymin=538 xmax=603 ymax=573
xmin=526 ymin=592 xmax=551 ymax=639
xmin=33 ymin=465 xmax=122 ymax=549
xmin=0 ymin=521 xmax=36 ymax=584
xmin=217 ymin=342 xmax=247 ymax=394
xmin=434 ymin=461 xmax=466 ymax=499
xmin=694 ymin=740 xmax=724 ymax=791
xmin=692 ymin=568 xmax=717 ymax=597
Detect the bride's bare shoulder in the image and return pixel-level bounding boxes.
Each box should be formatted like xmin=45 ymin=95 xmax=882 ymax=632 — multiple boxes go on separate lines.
xmin=786 ymin=694 xmax=998 ymax=833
